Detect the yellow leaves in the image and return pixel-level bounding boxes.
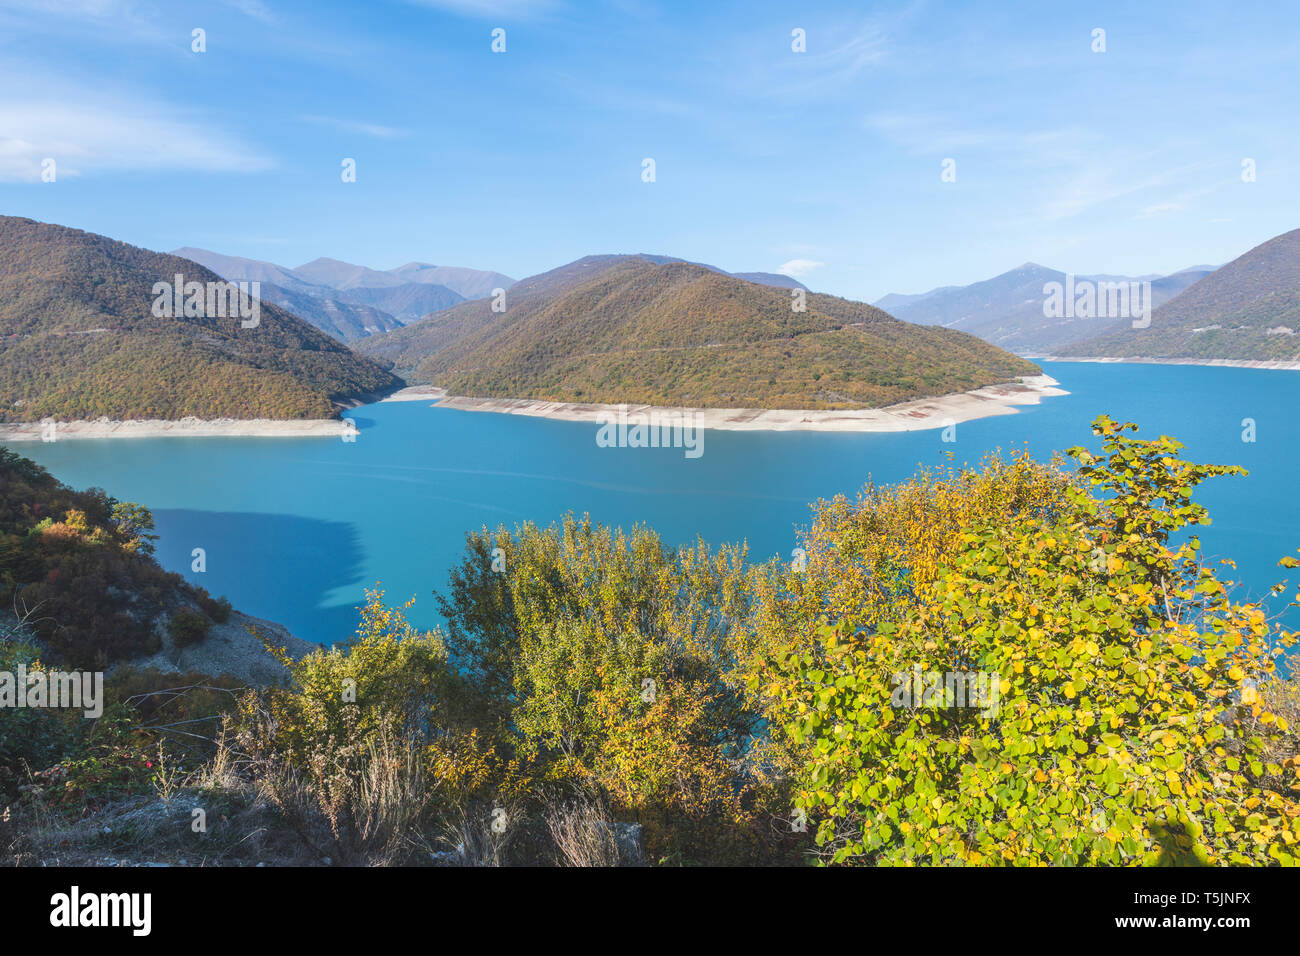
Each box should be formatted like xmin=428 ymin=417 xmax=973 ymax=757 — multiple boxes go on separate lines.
xmin=1228 ymin=665 xmax=1245 ymax=682
xmin=745 ymin=422 xmax=1300 ymax=866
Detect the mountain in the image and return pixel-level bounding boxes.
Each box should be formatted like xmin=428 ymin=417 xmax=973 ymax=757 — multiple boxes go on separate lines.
xmin=384 ymin=256 xmax=805 ymax=302
xmin=357 ymin=254 xmax=1039 ymax=410
xmin=170 ymin=250 xmax=799 ymax=334
xmin=876 ymin=263 xmax=1216 ymax=352
xmin=874 ymin=286 xmax=957 ymax=314
xmin=175 ymin=249 xmax=500 ymax=331
xmin=732 ymin=272 xmax=808 ymax=290
xmin=292 ymin=258 xmax=513 ymax=303
xmin=171 ymin=247 xmax=323 ymax=296
xmin=576 ymin=254 xmax=807 ymax=292
xmin=292 ymin=256 xmax=408 ymax=290
xmin=253 ymin=282 xmax=405 ymax=342
xmin=0 ymin=217 xmax=400 ymax=422
xmin=174 ymin=246 xmax=409 ymax=340
xmin=1063 ymin=230 xmax=1300 ymax=361
xmin=337 ymin=282 xmax=464 ymax=322
xmin=387 ymin=262 xmax=518 ymax=300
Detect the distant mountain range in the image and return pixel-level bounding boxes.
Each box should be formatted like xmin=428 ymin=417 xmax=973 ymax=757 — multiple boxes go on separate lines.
xmin=173 ymin=248 xmax=515 ymax=338
xmin=0 ymin=217 xmax=399 ymax=422
xmin=243 ymin=281 xmax=405 ymax=342
xmin=177 ymin=248 xmax=808 ymax=346
xmin=1062 ymin=229 xmax=1300 ymax=362
xmin=875 ymin=263 xmax=1216 ymax=352
xmin=17 ymin=214 xmax=1293 ymax=424
xmin=356 ymin=253 xmax=1037 ymax=410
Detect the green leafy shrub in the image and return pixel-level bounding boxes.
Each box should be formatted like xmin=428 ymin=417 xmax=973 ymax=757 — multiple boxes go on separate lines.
xmin=169 ymin=608 xmax=210 ymax=648
xmin=757 ymin=416 xmax=1300 ymax=865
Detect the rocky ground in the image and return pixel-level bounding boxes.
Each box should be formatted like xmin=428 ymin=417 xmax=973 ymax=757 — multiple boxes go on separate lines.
xmin=128 ymin=611 xmax=317 ymax=686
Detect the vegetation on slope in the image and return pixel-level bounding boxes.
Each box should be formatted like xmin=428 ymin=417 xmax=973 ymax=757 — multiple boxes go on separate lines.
xmin=0 ymin=448 xmax=231 ymax=670
xmin=0 ymin=216 xmax=401 ymax=422
xmin=358 ymin=257 xmax=1040 ymax=409
xmin=246 ymin=282 xmax=404 ymax=343
xmin=4 ymin=418 xmax=1298 ymax=866
xmin=1066 ymin=228 xmax=1300 ymax=361
xmin=878 ymin=263 xmax=1214 ymax=353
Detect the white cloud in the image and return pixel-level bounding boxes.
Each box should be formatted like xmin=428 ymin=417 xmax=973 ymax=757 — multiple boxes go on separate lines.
xmin=1135 ymin=201 xmax=1184 ymax=219
xmin=300 ymin=115 xmax=408 ymax=139
xmin=763 ymin=23 xmax=887 ymax=100
xmin=0 ymin=82 xmax=273 ymax=182
xmin=221 ymin=0 xmax=276 ymax=23
xmin=405 ymin=0 xmax=559 ymax=18
xmin=778 ymin=258 xmax=824 ymax=278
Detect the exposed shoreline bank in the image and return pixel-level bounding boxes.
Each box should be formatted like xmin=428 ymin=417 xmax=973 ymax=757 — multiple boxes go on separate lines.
xmin=381 ymin=375 xmax=1070 ymax=433
xmin=0 ymin=417 xmax=352 ymax=442
xmin=1033 ymin=356 xmax=1300 ymax=371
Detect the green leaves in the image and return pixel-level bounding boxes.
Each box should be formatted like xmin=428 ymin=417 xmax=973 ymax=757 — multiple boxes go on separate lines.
xmin=759 ymin=417 xmax=1300 ymax=866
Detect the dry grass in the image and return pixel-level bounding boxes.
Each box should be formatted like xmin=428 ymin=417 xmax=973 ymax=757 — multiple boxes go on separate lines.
xmin=439 ymin=801 xmax=520 ymax=867
xmin=544 ymin=794 xmax=621 ymax=866
xmin=253 ymin=727 xmax=435 ymax=866
xmin=544 ymin=793 xmax=645 ymax=867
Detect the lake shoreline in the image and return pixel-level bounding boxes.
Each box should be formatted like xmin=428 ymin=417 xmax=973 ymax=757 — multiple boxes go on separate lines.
xmin=381 ymin=375 xmax=1069 ymax=433
xmin=0 ymin=417 xmax=352 ymax=442
xmin=1030 ymin=356 xmax=1300 ymax=371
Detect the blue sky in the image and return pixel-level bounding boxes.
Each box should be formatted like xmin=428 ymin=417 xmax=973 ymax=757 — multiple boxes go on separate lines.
xmin=1 ymin=0 xmax=1297 ymax=301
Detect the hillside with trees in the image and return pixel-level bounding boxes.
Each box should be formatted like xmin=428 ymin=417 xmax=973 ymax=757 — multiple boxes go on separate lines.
xmin=875 ymin=263 xmax=1214 ymax=353
xmin=358 ymin=256 xmax=1041 ymax=410
xmin=0 ymin=217 xmax=401 ymax=422
xmin=1064 ymin=228 xmax=1300 ymax=361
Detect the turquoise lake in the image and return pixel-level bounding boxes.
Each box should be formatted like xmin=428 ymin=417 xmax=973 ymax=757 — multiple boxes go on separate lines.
xmin=12 ymin=361 xmax=1300 ymax=642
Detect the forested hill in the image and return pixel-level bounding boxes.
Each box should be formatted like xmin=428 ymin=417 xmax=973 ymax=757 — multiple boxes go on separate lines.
xmin=1064 ymin=228 xmax=1300 ymax=361
xmin=357 ymin=255 xmax=1040 ymax=410
xmin=0 ymin=216 xmax=401 ymax=422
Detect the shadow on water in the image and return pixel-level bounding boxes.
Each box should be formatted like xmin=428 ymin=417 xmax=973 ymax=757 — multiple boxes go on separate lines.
xmin=153 ymin=509 xmax=367 ymax=645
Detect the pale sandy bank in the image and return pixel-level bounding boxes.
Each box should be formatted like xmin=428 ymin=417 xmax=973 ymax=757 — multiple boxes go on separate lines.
xmin=382 ymin=376 xmax=1069 ymax=433
xmin=1037 ymin=356 xmax=1300 ymax=371
xmin=0 ymin=417 xmax=353 ymax=442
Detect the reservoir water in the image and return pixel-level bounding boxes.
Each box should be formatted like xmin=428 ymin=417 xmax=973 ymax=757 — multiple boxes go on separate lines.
xmin=13 ymin=361 xmax=1300 ymax=642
